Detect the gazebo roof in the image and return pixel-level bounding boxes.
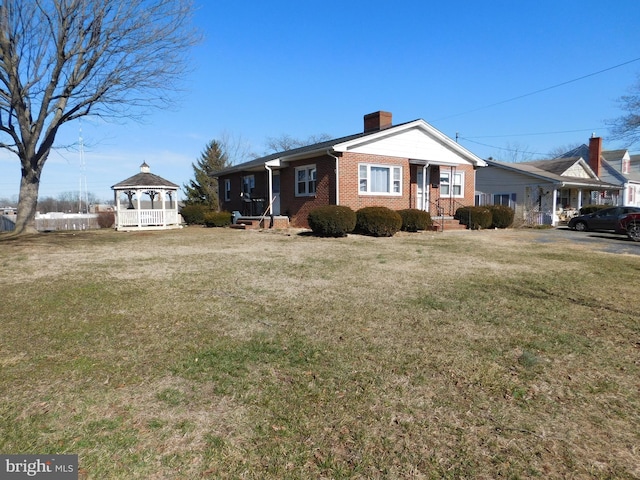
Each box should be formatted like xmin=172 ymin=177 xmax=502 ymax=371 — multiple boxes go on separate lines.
xmin=111 ymin=162 xmax=179 ymax=190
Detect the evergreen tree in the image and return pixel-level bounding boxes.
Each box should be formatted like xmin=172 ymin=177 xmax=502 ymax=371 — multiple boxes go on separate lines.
xmin=183 ymin=140 xmax=229 ymax=210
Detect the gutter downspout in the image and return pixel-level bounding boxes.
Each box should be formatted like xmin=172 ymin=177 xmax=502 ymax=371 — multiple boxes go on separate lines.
xmin=327 ymin=150 xmax=340 ymax=205
xmin=265 ymin=164 xmax=274 ymax=220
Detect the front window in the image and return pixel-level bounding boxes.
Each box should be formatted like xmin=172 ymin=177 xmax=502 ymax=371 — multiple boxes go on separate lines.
xmin=440 ymin=170 xmax=463 ymax=197
xmin=493 ymin=193 xmax=515 ymax=207
xmin=556 ymin=188 xmax=571 ymax=209
xmin=358 ymin=164 xmax=402 ymax=195
xmin=295 ymin=165 xmax=316 ymax=197
xmin=242 ymin=175 xmax=255 ymax=195
xmin=224 ymin=179 xmax=231 ymax=202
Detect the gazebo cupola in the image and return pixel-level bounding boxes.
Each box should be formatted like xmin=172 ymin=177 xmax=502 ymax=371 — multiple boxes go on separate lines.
xmin=111 ymin=162 xmax=181 ymax=231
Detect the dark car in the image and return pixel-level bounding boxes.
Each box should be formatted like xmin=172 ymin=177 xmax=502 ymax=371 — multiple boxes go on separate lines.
xmin=617 ymin=212 xmax=640 ymax=241
xmin=567 ymin=206 xmax=640 ymax=232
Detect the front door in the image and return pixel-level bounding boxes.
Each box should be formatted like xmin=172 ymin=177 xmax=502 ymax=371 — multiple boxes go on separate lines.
xmin=416 ymin=168 xmax=426 ymax=210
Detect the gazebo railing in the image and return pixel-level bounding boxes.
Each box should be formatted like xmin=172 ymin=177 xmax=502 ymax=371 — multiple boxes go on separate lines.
xmin=117 ymin=209 xmax=179 ymax=227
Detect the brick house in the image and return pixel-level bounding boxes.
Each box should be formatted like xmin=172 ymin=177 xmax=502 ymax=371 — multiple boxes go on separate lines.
xmin=213 ymin=111 xmax=487 ymax=228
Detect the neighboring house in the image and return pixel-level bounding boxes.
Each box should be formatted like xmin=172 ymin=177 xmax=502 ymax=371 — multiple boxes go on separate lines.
xmin=213 ymin=111 xmax=487 ymax=228
xmin=475 ymin=136 xmax=624 ymax=226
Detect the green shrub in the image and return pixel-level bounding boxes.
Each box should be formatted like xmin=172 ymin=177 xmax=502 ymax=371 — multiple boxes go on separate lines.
xmin=487 ymin=205 xmax=515 ymax=228
xmin=203 ymin=211 xmax=232 ymax=227
xmin=180 ymin=204 xmax=209 ymax=225
xmin=96 ymin=211 xmax=115 ymax=229
xmin=579 ymin=204 xmax=609 ymax=215
xmin=455 ymin=206 xmax=492 ymax=230
xmin=398 ymin=208 xmax=432 ymax=232
xmin=355 ymin=206 xmax=402 ymax=237
xmin=307 ymin=205 xmax=356 ymax=237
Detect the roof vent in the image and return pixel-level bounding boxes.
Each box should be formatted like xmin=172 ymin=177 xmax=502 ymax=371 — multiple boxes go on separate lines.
xmin=140 ymin=162 xmax=150 ymax=173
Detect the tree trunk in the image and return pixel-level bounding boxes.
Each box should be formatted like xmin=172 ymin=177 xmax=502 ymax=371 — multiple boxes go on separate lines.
xmin=13 ymin=166 xmax=42 ymax=235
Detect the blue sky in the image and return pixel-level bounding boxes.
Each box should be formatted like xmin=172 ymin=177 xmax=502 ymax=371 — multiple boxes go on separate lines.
xmin=1 ymin=0 xmax=640 ymax=203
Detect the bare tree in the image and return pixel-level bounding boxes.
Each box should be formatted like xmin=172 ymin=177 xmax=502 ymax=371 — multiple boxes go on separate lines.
xmin=546 ymin=143 xmax=583 ymax=159
xmin=608 ymin=75 xmax=640 ymax=146
xmin=264 ymin=133 xmax=332 ymax=154
xmin=219 ymin=131 xmax=257 ymax=165
xmin=0 ymin=0 xmax=199 ymax=234
xmin=492 ymin=142 xmax=535 ymax=163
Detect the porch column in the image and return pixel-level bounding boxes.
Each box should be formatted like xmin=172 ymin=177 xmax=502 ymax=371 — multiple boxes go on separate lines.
xmin=577 ymin=189 xmax=583 ymax=210
xmin=552 ymin=188 xmax=558 ymax=226
xmin=423 ymin=165 xmax=428 ymax=210
xmin=266 ymin=165 xmax=273 ymax=216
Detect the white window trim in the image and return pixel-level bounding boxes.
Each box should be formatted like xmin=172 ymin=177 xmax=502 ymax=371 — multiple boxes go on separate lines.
xmin=242 ymin=174 xmax=255 ymax=194
xmin=358 ymin=163 xmax=402 ymax=196
xmin=224 ymin=179 xmax=231 ymax=202
xmin=440 ymin=170 xmax=464 ymax=198
xmin=493 ymin=192 xmax=516 ymax=208
xmin=295 ymin=164 xmax=317 ymax=197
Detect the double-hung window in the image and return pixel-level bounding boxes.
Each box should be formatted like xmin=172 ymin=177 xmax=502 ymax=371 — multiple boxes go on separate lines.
xmin=295 ymin=165 xmax=316 ymax=197
xmin=224 ymin=179 xmax=231 ymax=202
xmin=440 ymin=170 xmax=463 ymax=197
xmin=242 ymin=175 xmax=255 ymax=195
xmin=358 ymin=164 xmax=402 ymax=195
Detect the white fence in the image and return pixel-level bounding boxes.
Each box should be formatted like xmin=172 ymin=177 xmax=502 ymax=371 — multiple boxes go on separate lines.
xmin=35 ymin=213 xmax=100 ymax=231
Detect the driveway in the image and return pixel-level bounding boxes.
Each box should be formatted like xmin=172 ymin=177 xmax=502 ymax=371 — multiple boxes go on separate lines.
xmin=527 ymin=227 xmax=640 ymax=256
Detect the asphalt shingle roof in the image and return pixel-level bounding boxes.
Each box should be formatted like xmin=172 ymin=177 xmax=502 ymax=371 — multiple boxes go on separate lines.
xmin=112 ymin=172 xmax=179 ymax=189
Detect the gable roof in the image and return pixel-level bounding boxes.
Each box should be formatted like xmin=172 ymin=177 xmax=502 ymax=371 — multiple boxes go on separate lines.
xmin=112 ymin=171 xmax=179 ymax=189
xmin=212 ymin=117 xmax=486 ymax=177
xmin=483 ymin=158 xmax=619 ymax=189
xmin=519 ymin=157 xmax=592 ymax=176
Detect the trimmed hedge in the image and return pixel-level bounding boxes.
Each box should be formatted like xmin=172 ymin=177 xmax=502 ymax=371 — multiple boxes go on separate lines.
xmin=307 ymin=205 xmax=356 ymax=237
xmin=579 ymin=204 xmax=609 ymax=215
xmin=398 ymin=208 xmax=432 ymax=232
xmin=97 ymin=211 xmax=115 ymax=229
xmin=355 ymin=206 xmax=402 ymax=237
xmin=487 ymin=205 xmax=515 ymax=229
xmin=204 ymin=211 xmax=232 ymax=227
xmin=180 ymin=204 xmax=209 ymax=225
xmin=455 ymin=206 xmax=492 ymax=230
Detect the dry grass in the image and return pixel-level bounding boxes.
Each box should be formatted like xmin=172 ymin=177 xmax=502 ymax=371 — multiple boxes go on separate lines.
xmin=1 ymin=227 xmax=639 ymax=479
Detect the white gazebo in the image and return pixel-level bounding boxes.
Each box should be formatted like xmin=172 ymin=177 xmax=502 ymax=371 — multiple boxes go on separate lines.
xmin=111 ymin=162 xmax=181 ymax=231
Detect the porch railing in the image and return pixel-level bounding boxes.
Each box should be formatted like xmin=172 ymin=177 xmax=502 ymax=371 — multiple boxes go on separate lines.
xmin=117 ymin=209 xmax=179 ymax=227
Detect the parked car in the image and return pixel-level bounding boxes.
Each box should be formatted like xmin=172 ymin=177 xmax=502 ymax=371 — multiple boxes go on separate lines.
xmin=567 ymin=206 xmax=640 ymax=232
xmin=617 ymin=212 xmax=640 ymax=241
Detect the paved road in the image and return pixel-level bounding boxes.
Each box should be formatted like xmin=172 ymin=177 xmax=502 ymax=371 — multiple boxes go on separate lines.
xmin=526 ymin=227 xmax=640 ymax=256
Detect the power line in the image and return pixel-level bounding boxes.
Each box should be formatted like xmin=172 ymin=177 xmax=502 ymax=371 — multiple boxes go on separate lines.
xmin=458 ymin=137 xmax=559 ymax=157
xmin=462 ymin=127 xmax=602 ymax=139
xmin=435 ymin=56 xmax=640 ymax=121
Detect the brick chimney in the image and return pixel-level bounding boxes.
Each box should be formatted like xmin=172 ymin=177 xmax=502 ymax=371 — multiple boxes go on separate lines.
xmin=588 ymin=135 xmax=603 ymax=177
xmin=364 ymin=111 xmax=392 ymax=133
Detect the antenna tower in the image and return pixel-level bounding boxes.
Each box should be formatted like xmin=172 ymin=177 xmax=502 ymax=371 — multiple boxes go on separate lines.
xmin=78 ymin=122 xmax=89 ymax=213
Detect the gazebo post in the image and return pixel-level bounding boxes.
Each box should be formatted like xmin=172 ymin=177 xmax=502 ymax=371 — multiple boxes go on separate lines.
xmin=114 ymin=190 xmax=120 ymax=229
xmin=162 ymin=190 xmax=167 ymax=227
xmin=136 ymin=189 xmax=142 ymax=228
